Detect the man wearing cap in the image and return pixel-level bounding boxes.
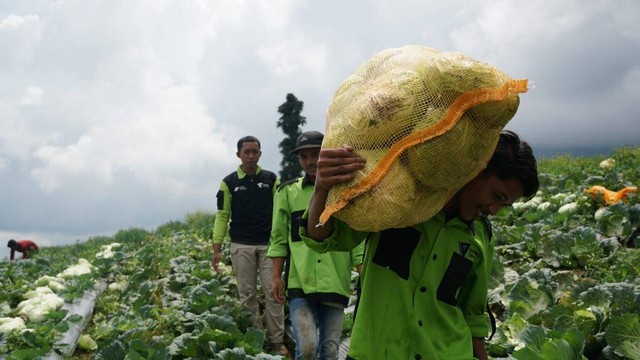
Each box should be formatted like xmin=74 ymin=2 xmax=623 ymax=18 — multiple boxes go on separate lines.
xmin=212 ymin=135 xmax=287 ymax=355
xmin=268 ymin=131 xmax=364 ymax=360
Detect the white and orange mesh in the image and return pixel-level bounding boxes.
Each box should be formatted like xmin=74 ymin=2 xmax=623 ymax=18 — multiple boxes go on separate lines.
xmin=320 ymin=45 xmax=529 ymax=231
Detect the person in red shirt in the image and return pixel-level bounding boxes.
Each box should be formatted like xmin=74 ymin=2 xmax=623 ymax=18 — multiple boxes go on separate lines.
xmin=7 ymin=239 xmax=39 ymax=260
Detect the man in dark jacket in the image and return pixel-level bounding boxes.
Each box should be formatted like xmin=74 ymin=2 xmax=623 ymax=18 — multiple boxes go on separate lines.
xmin=211 ymin=135 xmax=286 ymax=355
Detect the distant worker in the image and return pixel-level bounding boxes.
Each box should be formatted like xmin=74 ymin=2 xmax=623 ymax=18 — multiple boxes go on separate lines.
xmin=212 ymin=135 xmax=287 ymax=356
xmin=8 ymin=239 xmax=39 ymax=260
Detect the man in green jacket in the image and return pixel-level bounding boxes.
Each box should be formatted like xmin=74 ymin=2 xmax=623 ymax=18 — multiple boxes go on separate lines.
xmin=212 ymin=135 xmax=286 ymax=355
xmin=301 ymin=130 xmax=539 ymax=360
xmin=268 ymin=131 xmax=364 ymax=360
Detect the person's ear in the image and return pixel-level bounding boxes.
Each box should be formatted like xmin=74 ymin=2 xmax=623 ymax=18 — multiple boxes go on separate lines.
xmin=236 ymin=151 xmax=241 ymax=159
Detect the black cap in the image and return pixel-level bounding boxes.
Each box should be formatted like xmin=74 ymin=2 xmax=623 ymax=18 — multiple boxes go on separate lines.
xmin=291 ymin=131 xmax=324 ymax=154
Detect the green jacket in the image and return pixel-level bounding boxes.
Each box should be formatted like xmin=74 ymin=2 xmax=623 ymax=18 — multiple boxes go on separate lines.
xmin=214 ymin=165 xmax=279 ymax=245
xmin=267 ymin=175 xmax=364 ymax=306
xmin=301 ymin=212 xmax=493 ymax=360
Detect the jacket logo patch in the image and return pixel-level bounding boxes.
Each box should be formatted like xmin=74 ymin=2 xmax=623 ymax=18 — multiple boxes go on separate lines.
xmin=459 ymin=242 xmax=470 ymax=257
xmin=233 ymin=186 xmax=247 ymax=192
xmin=465 ymin=248 xmax=480 ymax=262
xmin=257 ymin=182 xmax=270 ymax=189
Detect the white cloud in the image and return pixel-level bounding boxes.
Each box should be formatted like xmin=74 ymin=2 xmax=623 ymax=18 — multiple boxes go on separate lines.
xmin=257 ymin=39 xmax=329 ymax=84
xmin=32 ymin=135 xmax=97 ymax=191
xmin=450 ymin=1 xmax=606 ymax=58
xmin=0 ymin=101 xmax=54 ymax=161
xmin=0 ymin=15 xmax=29 ymax=29
xmin=0 ymin=14 xmax=42 ymax=66
xmin=20 ymin=86 xmax=44 ymax=106
xmin=0 ymin=1 xmax=241 ymax=196
xmin=255 ymin=0 xmax=297 ymax=31
xmin=31 ymin=84 xmax=235 ymax=193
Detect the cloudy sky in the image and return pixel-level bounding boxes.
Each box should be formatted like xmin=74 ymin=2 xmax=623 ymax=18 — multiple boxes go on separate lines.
xmin=1 ymin=0 xmax=639 ymax=258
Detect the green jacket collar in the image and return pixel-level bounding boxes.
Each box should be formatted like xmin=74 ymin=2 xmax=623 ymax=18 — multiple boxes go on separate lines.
xmin=431 ymin=211 xmax=480 ymax=235
xmin=237 ymin=165 xmax=262 ymax=179
xmin=301 ymin=173 xmax=315 ymax=188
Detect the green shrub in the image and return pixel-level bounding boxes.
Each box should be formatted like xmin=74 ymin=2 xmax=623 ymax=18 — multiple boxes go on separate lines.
xmin=184 ymin=210 xmax=216 ymax=240
xmin=113 ymin=228 xmax=150 ymax=244
xmin=155 ymin=220 xmax=189 ymax=237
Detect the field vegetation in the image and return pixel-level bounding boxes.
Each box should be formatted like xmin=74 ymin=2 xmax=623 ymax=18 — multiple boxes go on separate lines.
xmin=1 ymin=147 xmax=639 ymax=359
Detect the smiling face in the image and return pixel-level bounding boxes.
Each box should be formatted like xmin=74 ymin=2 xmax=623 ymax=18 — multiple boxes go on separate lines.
xmin=446 ymin=171 xmax=525 ymax=222
xmin=236 ymin=141 xmax=261 ymax=174
xmin=297 ymin=147 xmax=320 ymax=181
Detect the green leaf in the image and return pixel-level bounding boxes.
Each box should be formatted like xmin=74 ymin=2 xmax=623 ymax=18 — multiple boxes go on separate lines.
xmin=579 ymin=283 xmax=640 ymax=317
xmin=188 ymin=287 xmax=217 ymax=314
xmin=6 ymin=347 xmax=49 ymax=360
xmin=215 ymin=347 xmax=250 ymax=360
xmin=507 ymin=276 xmax=553 ymax=320
xmin=549 ymin=328 xmax=585 ymax=355
xmin=605 ymin=314 xmax=640 ymax=359
xmin=78 ymin=334 xmax=98 ymax=351
xmin=94 ymin=323 xmax=114 ymax=340
xmin=539 ymin=339 xmax=576 ymax=360
xmin=569 ymin=227 xmax=601 ymax=267
xmin=167 ymin=333 xmax=201 ymax=357
xmin=596 ymin=203 xmax=632 ymax=237
xmin=67 ymin=314 xmax=83 ymax=323
xmin=54 ymin=320 xmax=69 ymax=333
xmin=94 ymin=340 xmax=126 ymax=360
xmin=200 ymin=312 xmax=240 ymax=333
xmin=519 ymin=325 xmax=546 ymax=350
xmin=46 ymin=309 xmax=69 ymax=321
xmin=513 ymin=338 xmax=578 ymax=360
xmin=238 ymin=327 xmax=265 ymax=354
xmin=125 ymin=339 xmax=170 ymax=360
xmin=513 ymin=346 xmax=544 ymax=360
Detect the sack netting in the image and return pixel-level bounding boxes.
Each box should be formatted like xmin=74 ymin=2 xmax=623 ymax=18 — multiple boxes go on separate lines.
xmin=320 ymin=45 xmax=529 ymax=231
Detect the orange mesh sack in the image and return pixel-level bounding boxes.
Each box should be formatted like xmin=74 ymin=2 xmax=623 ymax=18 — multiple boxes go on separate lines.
xmin=321 ymin=45 xmax=528 ymax=231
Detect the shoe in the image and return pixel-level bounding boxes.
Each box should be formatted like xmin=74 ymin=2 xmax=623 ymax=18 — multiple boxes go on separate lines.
xmin=271 ymin=343 xmax=291 ymax=357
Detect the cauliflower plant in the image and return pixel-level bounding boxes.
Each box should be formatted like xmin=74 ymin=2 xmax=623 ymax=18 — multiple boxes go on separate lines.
xmin=78 ymin=334 xmax=98 ymax=351
xmin=0 ymin=317 xmax=26 ymax=334
xmin=558 ymin=202 xmax=578 ymax=215
xmin=599 ymin=158 xmax=615 ymax=169
xmin=96 ymin=242 xmax=121 ymax=259
xmin=35 ymin=275 xmax=66 ymax=292
xmin=16 ymin=287 xmax=64 ymax=322
xmin=107 ymin=282 xmax=125 ymax=292
xmin=57 ymin=258 xmax=95 ymax=279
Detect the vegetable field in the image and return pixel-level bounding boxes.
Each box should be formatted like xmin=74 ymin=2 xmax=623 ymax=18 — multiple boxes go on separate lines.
xmin=1 ymin=147 xmax=639 ymax=359
xmin=1 ymin=212 xmax=283 ymax=359
xmin=487 ymin=147 xmax=640 ymax=359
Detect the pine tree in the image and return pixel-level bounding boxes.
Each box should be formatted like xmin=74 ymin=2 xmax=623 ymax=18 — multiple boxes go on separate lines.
xmin=276 ymin=93 xmax=307 ymax=181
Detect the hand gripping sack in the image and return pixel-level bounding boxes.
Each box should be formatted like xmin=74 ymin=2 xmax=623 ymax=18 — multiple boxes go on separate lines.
xmin=321 ymin=45 xmax=529 ymax=231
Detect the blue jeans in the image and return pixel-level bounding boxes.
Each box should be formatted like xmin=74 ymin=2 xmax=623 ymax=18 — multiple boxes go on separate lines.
xmin=289 ymin=297 xmax=344 ymax=360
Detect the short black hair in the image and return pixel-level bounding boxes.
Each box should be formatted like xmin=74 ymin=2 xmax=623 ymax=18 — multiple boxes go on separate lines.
xmin=237 ymin=136 xmax=261 ymax=151
xmin=7 ymin=239 xmax=17 ymax=249
xmin=484 ymin=130 xmax=539 ymax=198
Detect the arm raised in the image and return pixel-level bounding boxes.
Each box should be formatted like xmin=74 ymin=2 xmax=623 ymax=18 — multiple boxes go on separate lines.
xmin=306 ymin=146 xmax=365 ymax=241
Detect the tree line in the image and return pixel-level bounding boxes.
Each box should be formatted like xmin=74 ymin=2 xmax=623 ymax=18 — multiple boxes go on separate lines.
xmin=276 ymin=93 xmax=307 ymax=182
